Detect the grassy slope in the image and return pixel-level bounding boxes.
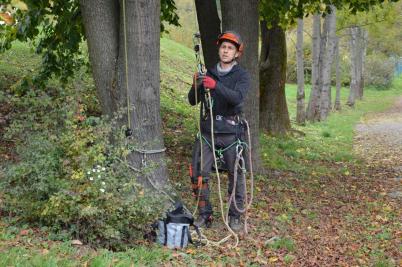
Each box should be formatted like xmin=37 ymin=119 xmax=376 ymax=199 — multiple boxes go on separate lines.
xmin=1 ymin=38 xmax=401 ymax=266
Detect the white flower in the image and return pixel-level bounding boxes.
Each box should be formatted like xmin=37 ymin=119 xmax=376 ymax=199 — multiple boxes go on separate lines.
xmin=87 ymin=171 xmax=91 ymax=175
xmin=102 ymin=167 xmax=106 ymax=171
xmin=96 ymin=169 xmax=100 ymax=173
xmin=101 ymin=182 xmax=106 ymax=185
xmin=89 ymin=177 xmax=94 ymax=181
xmin=98 ymin=175 xmax=101 ymax=178
xmin=100 ymin=188 xmax=105 ymax=193
xmin=97 ymin=165 xmax=101 ymax=168
xmin=92 ymin=169 xmax=96 ymax=172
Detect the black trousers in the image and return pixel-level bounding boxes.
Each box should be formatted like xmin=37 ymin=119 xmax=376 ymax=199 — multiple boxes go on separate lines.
xmin=191 ymin=133 xmax=245 ymax=218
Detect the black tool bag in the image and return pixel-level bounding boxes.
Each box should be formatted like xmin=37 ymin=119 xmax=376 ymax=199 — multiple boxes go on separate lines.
xmin=156 ymin=202 xmax=201 ymax=249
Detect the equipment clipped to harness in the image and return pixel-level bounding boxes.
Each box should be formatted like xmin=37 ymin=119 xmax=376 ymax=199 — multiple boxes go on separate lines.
xmin=156 ymin=202 xmax=201 ymax=249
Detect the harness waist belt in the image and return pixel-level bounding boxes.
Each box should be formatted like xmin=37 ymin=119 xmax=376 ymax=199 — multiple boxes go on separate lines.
xmin=215 ymin=115 xmax=239 ymax=125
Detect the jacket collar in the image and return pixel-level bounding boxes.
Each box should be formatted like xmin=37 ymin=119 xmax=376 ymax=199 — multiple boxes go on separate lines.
xmin=209 ymin=63 xmax=240 ymax=78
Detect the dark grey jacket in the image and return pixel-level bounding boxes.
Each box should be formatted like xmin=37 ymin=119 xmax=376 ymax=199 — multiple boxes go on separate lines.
xmin=188 ymin=64 xmax=250 ymax=134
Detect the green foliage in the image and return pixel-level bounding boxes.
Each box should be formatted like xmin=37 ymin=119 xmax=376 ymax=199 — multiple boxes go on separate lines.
xmin=1 ymin=81 xmax=166 ymax=249
xmin=0 ymin=0 xmax=180 ymax=87
xmin=259 ymin=0 xmax=399 ymax=29
xmin=161 ymin=0 xmax=181 ymax=33
xmin=261 ymin=77 xmax=402 ymax=174
xmin=364 ymin=53 xmax=396 ymax=88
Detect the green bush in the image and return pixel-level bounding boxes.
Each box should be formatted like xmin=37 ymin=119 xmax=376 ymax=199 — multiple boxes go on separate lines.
xmin=1 ymin=85 xmax=165 ymax=249
xmin=364 ymin=53 xmax=395 ymax=89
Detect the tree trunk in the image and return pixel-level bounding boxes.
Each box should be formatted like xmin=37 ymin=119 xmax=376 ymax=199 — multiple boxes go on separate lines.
xmin=296 ymin=18 xmax=306 ymax=125
xmin=258 ymin=19 xmax=290 ymax=134
xmin=194 ymin=0 xmax=221 ymax=70
xmin=306 ymin=14 xmax=321 ymax=121
xmin=347 ymin=26 xmax=358 ymax=107
xmin=334 ymin=36 xmax=342 ymax=111
xmin=120 ymin=0 xmax=167 ymax=186
xmin=319 ymin=6 xmax=337 ymax=121
xmin=80 ymin=0 xmax=168 ymax=187
xmin=220 ymin=0 xmax=261 ymax=172
xmin=79 ymin=0 xmax=120 ymax=116
xmin=356 ymin=28 xmax=368 ymax=100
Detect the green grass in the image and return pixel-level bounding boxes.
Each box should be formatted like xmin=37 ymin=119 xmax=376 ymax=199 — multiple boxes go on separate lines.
xmin=0 ymin=243 xmax=171 ymax=266
xmin=261 ymin=77 xmax=402 ymax=175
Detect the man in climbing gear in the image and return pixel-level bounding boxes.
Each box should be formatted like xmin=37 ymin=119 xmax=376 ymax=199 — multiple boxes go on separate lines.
xmin=188 ymin=31 xmax=250 ymax=232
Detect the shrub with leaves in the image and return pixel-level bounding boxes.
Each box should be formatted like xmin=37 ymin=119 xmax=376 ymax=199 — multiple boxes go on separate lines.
xmin=1 ymin=83 xmax=166 ymax=249
xmin=364 ymin=53 xmax=395 ymax=89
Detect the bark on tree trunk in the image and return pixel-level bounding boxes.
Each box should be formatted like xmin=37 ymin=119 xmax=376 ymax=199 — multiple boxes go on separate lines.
xmin=319 ymin=6 xmax=337 ymax=121
xmin=347 ymin=26 xmax=357 ymax=107
xmin=258 ymin=19 xmax=290 ymax=134
xmin=194 ymin=0 xmax=221 ymax=70
xmin=306 ymin=14 xmax=321 ymax=122
xmin=79 ymin=0 xmax=120 ymax=116
xmin=296 ymin=18 xmax=306 ymax=125
xmin=220 ymin=0 xmax=261 ymax=172
xmin=80 ymin=0 xmax=168 ymax=187
xmin=120 ymin=0 xmax=168 ymax=186
xmin=356 ymin=28 xmax=368 ymax=100
xmin=334 ymin=36 xmax=342 ymax=111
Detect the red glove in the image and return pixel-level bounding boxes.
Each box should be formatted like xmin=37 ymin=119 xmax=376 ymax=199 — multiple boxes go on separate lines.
xmin=203 ymin=76 xmax=216 ymax=89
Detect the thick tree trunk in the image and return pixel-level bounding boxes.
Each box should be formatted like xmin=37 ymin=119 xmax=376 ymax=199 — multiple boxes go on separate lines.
xmin=306 ymin=14 xmax=321 ymax=122
xmin=319 ymin=6 xmax=337 ymax=121
xmin=80 ymin=0 xmax=168 ymax=187
xmin=220 ymin=0 xmax=261 ymax=171
xmin=334 ymin=37 xmax=342 ymax=111
xmin=120 ymin=0 xmax=167 ymax=186
xmin=296 ymin=18 xmax=306 ymax=125
xmin=347 ymin=26 xmax=358 ymax=107
xmin=259 ymin=20 xmax=290 ymax=134
xmin=79 ymin=0 xmax=120 ymax=116
xmin=194 ymin=0 xmax=221 ymax=70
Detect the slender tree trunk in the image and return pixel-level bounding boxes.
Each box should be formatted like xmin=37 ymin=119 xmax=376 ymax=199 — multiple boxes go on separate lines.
xmin=259 ymin=20 xmax=290 ymax=134
xmin=355 ymin=27 xmax=363 ymax=100
xmin=319 ymin=6 xmax=337 ymax=121
xmin=220 ymin=0 xmax=261 ymax=171
xmin=80 ymin=0 xmax=168 ymax=187
xmin=296 ymin=18 xmax=306 ymax=125
xmin=347 ymin=26 xmax=357 ymax=107
xmin=356 ymin=28 xmax=368 ymax=99
xmin=334 ymin=36 xmax=342 ymax=111
xmin=306 ymin=14 xmax=321 ymax=121
xmin=194 ymin=0 xmax=221 ymax=69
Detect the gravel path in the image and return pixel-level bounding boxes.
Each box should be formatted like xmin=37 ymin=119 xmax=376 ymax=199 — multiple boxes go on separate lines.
xmin=354 ymin=97 xmax=402 ymax=198
xmin=354 ymin=97 xmax=402 ymax=167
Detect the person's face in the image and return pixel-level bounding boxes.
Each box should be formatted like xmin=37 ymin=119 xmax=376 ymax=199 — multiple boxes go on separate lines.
xmin=218 ymin=41 xmax=239 ymax=64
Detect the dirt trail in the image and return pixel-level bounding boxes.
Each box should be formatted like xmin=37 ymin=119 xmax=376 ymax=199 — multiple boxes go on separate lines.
xmin=354 ymin=96 xmax=402 ymax=197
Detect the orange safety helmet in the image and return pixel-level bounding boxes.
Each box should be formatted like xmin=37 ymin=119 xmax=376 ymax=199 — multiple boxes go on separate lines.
xmin=217 ymin=31 xmax=244 ymax=55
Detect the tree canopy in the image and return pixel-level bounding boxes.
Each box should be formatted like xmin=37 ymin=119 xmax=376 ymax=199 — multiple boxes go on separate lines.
xmin=0 ymin=0 xmax=180 ymax=85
